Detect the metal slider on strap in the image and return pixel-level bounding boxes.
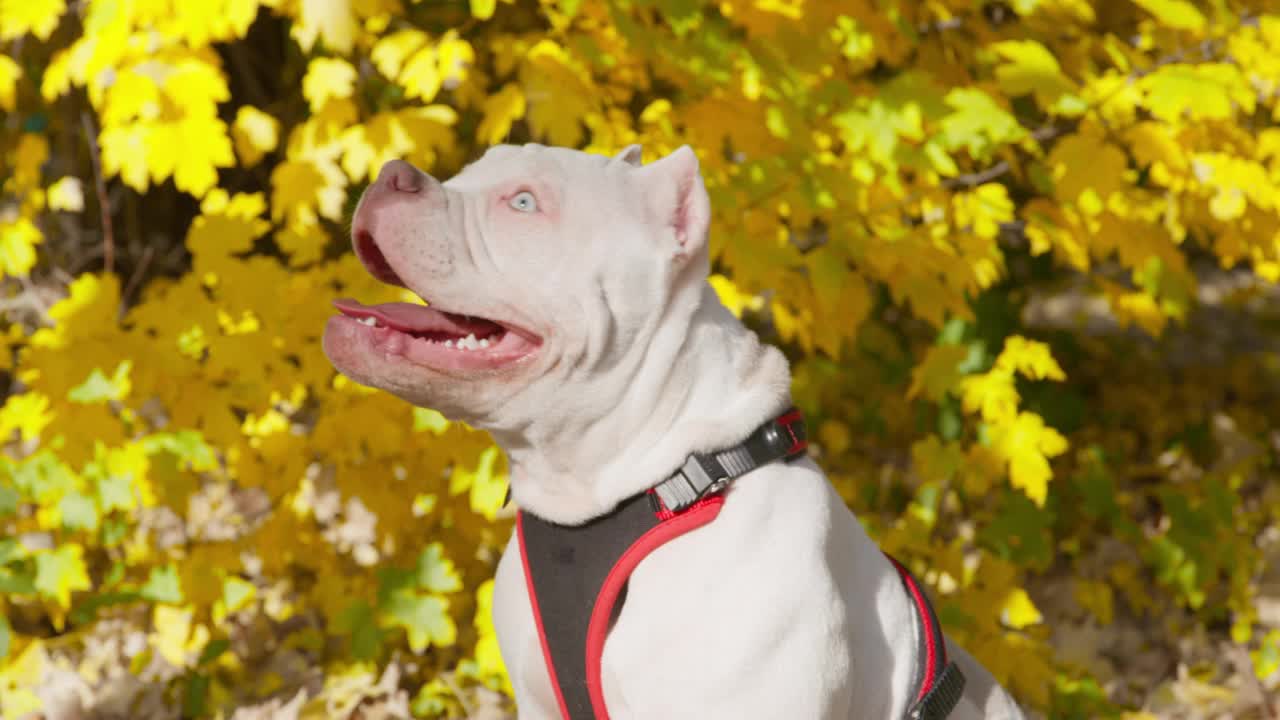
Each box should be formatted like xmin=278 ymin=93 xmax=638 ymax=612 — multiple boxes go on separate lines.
xmin=652 ymin=409 xmax=809 ymax=513
xmin=654 ymin=454 xmax=723 ymax=512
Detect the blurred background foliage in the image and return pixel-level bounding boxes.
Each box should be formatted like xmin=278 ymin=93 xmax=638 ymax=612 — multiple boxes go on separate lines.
xmin=2 ymin=0 xmax=1280 ymax=717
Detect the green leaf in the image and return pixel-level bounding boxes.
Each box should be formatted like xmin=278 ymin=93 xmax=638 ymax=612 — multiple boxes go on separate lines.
xmin=415 ymin=543 xmax=462 ymax=594
xmin=380 ymin=591 xmax=456 ymax=653
xmin=0 ymin=481 xmax=18 ymax=516
xmin=140 ymin=564 xmax=184 ymax=604
xmin=142 ymin=430 xmax=218 ymax=472
xmin=939 ymin=88 xmax=1027 ymax=160
xmin=183 ymin=673 xmax=210 ymax=718
xmin=59 ymin=489 xmax=99 ymax=532
xmin=67 ymin=361 xmax=132 ymax=404
xmin=220 ymin=576 xmax=256 ymax=614
xmin=980 ymin=489 xmax=1054 ymax=569
xmin=0 ymin=613 xmax=10 ymax=660
xmin=197 ymin=638 xmax=230 ymax=666
xmin=96 ymin=471 xmax=136 ymax=514
xmin=338 ymin=600 xmax=384 ymax=661
xmin=34 ymin=544 xmax=92 ymax=609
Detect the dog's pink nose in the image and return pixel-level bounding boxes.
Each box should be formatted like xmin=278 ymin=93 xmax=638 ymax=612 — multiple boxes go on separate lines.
xmin=377 ymin=159 xmax=426 ymax=193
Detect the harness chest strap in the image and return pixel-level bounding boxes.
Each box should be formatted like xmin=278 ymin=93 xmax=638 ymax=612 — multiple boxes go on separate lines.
xmin=514 ymin=410 xmax=965 ymax=720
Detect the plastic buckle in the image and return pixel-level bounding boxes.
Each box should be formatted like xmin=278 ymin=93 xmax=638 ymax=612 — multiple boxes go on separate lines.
xmin=773 ymin=409 xmax=808 ymax=456
xmin=654 ymin=455 xmax=718 ymax=512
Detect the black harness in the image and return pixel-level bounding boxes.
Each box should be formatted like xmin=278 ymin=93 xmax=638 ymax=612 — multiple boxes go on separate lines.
xmin=515 ymin=410 xmax=966 ymax=719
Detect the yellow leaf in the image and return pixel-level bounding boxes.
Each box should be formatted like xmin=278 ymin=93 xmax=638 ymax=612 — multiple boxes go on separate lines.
xmin=47 ymin=176 xmax=84 ymax=212
xmin=959 ymin=369 xmax=1019 ymax=423
xmin=908 ymin=344 xmax=969 ymax=401
xmin=1048 ymin=132 xmax=1127 ymax=205
xmin=471 ymin=0 xmax=496 ymax=19
xmin=989 ymin=411 xmax=1068 ymax=506
xmin=437 ymin=31 xmax=474 ymax=88
xmin=0 ymin=215 xmax=43 ymax=278
xmin=152 ymin=605 xmax=195 ymax=667
xmin=232 ymin=106 xmax=280 ymax=166
xmin=994 ymin=336 xmax=1065 ymax=381
xmin=0 ymin=55 xmax=20 ymax=111
xmin=1138 ymin=63 xmax=1252 ymax=124
xmin=371 ymin=30 xmax=429 ymax=80
xmin=990 ymin=39 xmax=1079 ymax=113
xmin=9 ymin=133 xmax=49 ymax=193
xmin=476 ymin=82 xmax=526 ymax=145
xmin=0 ymin=640 xmax=48 ymax=719
xmin=400 ymin=45 xmax=442 ymax=102
xmin=1001 ymin=588 xmax=1043 ymax=629
xmin=271 ymin=157 xmax=348 ymax=225
xmin=292 ymin=0 xmax=356 ymax=54
xmin=302 ymin=57 xmax=357 ymax=113
xmin=708 ymin=274 xmax=764 ymax=318
xmin=1130 ymin=0 xmax=1206 ymax=32
xmin=0 ymin=0 xmax=66 ymax=41
xmin=521 ymin=39 xmax=595 ymax=146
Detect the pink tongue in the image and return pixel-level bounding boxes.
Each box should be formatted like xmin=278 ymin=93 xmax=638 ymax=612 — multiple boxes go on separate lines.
xmin=333 ymin=298 xmax=499 ymax=335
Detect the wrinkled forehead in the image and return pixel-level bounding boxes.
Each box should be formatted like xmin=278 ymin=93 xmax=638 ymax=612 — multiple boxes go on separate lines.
xmin=443 ymin=144 xmax=610 ymax=191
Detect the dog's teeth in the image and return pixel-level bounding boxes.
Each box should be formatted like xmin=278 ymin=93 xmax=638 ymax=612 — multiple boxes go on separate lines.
xmin=444 ymin=339 xmax=454 ymax=348
xmin=452 ymin=333 xmax=480 ymax=351
xmin=479 ymin=337 xmax=491 ymax=349
xmin=358 ymin=316 xmax=377 ymax=326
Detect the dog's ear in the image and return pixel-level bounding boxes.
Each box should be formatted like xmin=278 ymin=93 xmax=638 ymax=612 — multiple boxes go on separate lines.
xmin=613 ymin=144 xmax=644 ymax=166
xmin=634 ymin=145 xmax=710 ymax=262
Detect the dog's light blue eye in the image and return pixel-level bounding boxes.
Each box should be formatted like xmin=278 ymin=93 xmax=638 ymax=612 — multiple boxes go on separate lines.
xmin=509 ymin=191 xmax=538 ymax=213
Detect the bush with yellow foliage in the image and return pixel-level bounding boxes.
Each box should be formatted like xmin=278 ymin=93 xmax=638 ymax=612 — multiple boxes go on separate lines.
xmin=2 ymin=0 xmax=1279 ymax=717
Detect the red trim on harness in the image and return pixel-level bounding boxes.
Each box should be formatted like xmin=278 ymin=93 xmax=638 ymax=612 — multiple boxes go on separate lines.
xmin=517 ymin=512 xmax=575 ymax=720
xmin=888 ymin=556 xmax=943 ymax=703
xmin=584 ymin=497 xmax=725 ymax=720
xmin=777 ymin=409 xmax=808 ymax=455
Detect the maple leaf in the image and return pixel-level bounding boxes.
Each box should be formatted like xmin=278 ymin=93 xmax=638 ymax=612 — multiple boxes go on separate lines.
xmin=989 ymin=411 xmax=1068 ymax=507
xmin=1130 ymin=0 xmax=1207 ymax=32
xmin=415 ymin=543 xmax=462 ymax=594
xmin=380 ymin=591 xmax=456 ymax=653
xmin=1001 ymin=588 xmax=1044 ymax=629
xmin=995 ymin=336 xmax=1065 ymax=382
xmin=1138 ymin=63 xmax=1253 ymax=124
xmin=0 ymin=0 xmax=66 ymax=41
xmin=960 ymin=369 xmax=1019 ymax=423
xmin=232 ymin=106 xmax=280 ymax=166
xmin=0 ymin=216 xmax=43 ymax=278
xmin=990 ymin=39 xmax=1083 ymax=115
xmin=450 ymin=446 xmax=507 ymax=521
xmin=46 ymin=176 xmax=84 ymax=212
xmin=520 ymin=39 xmax=595 ymax=146
xmin=302 ymin=57 xmax=357 ymax=113
xmin=33 ymin=544 xmax=91 ymax=609
xmin=476 ymin=82 xmax=526 ymax=146
xmin=0 ymin=55 xmax=19 ymax=111
xmin=292 ymin=0 xmax=356 ymax=54
xmin=908 ymin=344 xmax=969 ymax=401
xmin=939 ymin=88 xmax=1026 ymax=160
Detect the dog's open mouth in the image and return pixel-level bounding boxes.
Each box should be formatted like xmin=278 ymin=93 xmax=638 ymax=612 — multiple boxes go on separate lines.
xmin=331 ymin=230 xmax=542 ymax=371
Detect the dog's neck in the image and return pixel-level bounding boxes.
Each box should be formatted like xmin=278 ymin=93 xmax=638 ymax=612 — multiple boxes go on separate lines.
xmin=497 ymin=281 xmax=793 ymax=525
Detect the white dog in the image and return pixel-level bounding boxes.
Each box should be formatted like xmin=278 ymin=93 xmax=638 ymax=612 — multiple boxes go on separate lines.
xmin=323 ymin=144 xmax=1027 ymax=719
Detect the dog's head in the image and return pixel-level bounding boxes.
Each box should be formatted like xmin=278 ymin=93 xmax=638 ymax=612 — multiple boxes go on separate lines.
xmin=323 ymin=143 xmax=712 ymax=436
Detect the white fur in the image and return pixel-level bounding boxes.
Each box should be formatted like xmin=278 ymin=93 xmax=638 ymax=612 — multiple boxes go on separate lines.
xmin=325 ymin=144 xmax=1027 ymax=719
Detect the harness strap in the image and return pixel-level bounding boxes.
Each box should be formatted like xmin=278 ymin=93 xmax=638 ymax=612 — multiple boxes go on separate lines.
xmin=888 ymin=556 xmax=967 ymax=720
xmin=515 ymin=409 xmax=965 ymax=720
